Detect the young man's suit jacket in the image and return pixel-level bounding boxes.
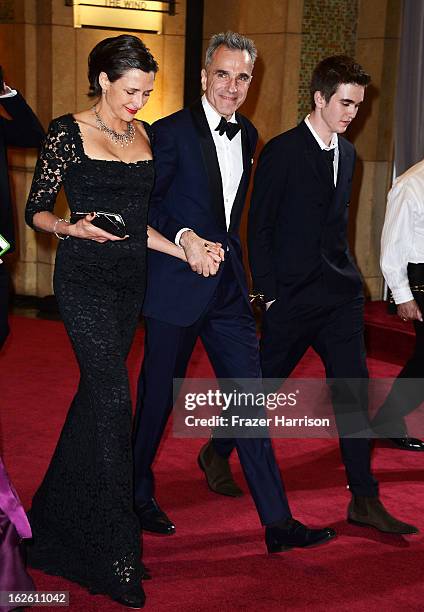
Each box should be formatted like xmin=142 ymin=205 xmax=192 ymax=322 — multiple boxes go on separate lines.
xmin=248 ymin=121 xmax=363 ymax=306
xmin=143 ymin=99 xmax=257 ymax=326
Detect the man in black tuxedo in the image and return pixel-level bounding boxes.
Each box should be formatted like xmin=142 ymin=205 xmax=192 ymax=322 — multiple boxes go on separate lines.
xmin=133 ymin=32 xmax=335 ymax=553
xmin=0 ymin=71 xmax=44 ymax=349
xmin=248 ymin=55 xmax=418 ymax=534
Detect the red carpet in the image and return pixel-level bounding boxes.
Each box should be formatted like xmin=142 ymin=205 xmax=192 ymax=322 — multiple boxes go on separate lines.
xmin=364 ymin=301 xmax=415 ymax=366
xmin=0 ymin=314 xmax=423 ymax=611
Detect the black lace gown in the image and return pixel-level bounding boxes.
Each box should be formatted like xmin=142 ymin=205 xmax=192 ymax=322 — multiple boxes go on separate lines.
xmin=25 ymin=114 xmax=154 ymax=598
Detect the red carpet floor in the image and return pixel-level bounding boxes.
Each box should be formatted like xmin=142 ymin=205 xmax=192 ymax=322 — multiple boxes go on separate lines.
xmin=0 ymin=315 xmax=423 ymax=611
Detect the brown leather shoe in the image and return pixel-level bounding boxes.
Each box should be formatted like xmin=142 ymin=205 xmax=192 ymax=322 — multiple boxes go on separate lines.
xmin=348 ymin=496 xmax=419 ymax=534
xmin=198 ymin=440 xmax=243 ymax=497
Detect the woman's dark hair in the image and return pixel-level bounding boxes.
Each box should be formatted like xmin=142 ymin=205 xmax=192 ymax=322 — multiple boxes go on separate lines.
xmin=310 ymin=55 xmax=371 ymax=109
xmin=88 ymin=34 xmax=158 ymax=97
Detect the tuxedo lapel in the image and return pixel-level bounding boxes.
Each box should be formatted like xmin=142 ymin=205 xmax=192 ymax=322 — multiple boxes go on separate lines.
xmin=189 ymin=100 xmax=226 ymax=229
xmin=229 ymin=115 xmax=251 ymax=231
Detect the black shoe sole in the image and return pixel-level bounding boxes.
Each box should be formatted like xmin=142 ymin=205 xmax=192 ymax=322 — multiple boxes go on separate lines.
xmin=389 ymin=441 xmax=424 ymax=452
xmin=266 ymin=531 xmax=336 ymax=554
xmin=347 ymin=517 xmax=419 ymax=535
xmin=141 ymin=524 xmax=176 ymax=536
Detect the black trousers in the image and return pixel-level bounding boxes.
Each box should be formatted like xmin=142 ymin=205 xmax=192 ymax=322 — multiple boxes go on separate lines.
xmin=260 ymin=295 xmax=378 ymax=498
xmin=0 ymin=264 xmax=10 ymax=350
xmin=133 ymin=259 xmax=292 ymax=525
xmin=373 ymin=266 xmax=424 ymax=437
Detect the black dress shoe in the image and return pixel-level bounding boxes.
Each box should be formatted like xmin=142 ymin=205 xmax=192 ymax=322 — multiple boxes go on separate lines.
xmin=348 ymin=496 xmax=419 ymax=534
xmin=265 ymin=518 xmax=336 ymax=553
xmin=112 ymin=586 xmax=146 ymax=608
xmin=198 ymin=440 xmax=243 ymax=497
xmin=389 ymin=437 xmax=424 ymax=451
xmin=135 ymin=498 xmax=176 ymax=535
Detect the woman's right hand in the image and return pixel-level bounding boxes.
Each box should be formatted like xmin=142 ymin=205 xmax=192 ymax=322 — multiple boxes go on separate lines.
xmin=67 ymin=213 xmax=128 ymax=243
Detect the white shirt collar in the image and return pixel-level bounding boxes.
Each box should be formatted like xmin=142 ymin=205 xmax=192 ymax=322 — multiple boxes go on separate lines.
xmin=202 ymin=95 xmax=237 ymax=132
xmin=304 ymin=114 xmax=338 ymax=151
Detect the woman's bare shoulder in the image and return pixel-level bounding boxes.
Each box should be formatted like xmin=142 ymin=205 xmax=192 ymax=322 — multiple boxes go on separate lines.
xmin=73 ymin=109 xmax=95 ymax=127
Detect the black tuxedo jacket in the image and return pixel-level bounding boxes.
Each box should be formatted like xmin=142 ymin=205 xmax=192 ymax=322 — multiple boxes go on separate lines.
xmin=143 ymin=99 xmax=258 ymax=326
xmin=248 ymin=121 xmax=363 ymax=305
xmin=0 ymin=92 xmax=44 ymax=252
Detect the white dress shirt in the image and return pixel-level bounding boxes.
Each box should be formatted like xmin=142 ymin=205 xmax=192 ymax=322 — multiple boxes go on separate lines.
xmin=381 ymin=159 xmax=424 ymax=304
xmin=304 ymin=114 xmax=339 ymax=186
xmin=202 ymin=95 xmax=243 ymax=227
xmin=175 ymin=95 xmax=243 ymax=244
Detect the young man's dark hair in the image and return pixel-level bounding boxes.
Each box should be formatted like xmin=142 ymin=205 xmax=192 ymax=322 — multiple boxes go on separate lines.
xmin=310 ymin=54 xmax=371 ymax=109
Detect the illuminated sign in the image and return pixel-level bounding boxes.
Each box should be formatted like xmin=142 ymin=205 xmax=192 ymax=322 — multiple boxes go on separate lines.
xmin=66 ymin=1 xmax=176 ymax=33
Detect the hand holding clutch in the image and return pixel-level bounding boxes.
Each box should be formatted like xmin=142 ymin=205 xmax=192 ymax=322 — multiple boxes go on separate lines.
xmin=71 ymin=211 xmax=128 ymax=239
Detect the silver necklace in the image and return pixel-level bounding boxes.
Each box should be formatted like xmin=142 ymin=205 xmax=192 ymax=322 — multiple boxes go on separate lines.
xmin=94 ymin=107 xmax=135 ymax=147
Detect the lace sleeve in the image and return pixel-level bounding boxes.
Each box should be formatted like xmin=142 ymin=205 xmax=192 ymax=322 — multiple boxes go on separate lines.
xmin=25 ymin=116 xmax=77 ymax=229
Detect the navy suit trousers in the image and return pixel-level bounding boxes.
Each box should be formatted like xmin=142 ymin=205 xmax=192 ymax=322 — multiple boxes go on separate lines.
xmin=133 ymin=258 xmax=291 ymax=525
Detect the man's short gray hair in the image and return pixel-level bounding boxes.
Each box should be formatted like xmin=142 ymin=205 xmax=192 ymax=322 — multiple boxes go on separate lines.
xmin=205 ymin=31 xmax=257 ymax=67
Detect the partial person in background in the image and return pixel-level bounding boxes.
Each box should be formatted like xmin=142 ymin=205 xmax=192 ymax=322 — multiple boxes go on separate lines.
xmin=0 ymin=455 xmax=35 ymax=612
xmin=375 ymin=159 xmax=424 ymax=451
xmin=0 ymin=66 xmax=44 ymax=349
xmin=24 ymin=35 xmax=207 ymax=609
xmin=248 ymin=55 xmax=418 ymax=534
xmin=0 ymin=67 xmax=43 ymax=611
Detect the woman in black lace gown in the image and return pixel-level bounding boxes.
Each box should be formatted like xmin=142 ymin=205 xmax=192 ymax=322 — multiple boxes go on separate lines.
xmin=24 ymin=35 xmax=207 ymax=609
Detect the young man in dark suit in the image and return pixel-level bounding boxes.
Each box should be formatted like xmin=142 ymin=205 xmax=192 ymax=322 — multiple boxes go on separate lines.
xmin=133 ymin=32 xmax=335 ymax=553
xmin=248 ymin=55 xmax=418 ymax=534
xmin=0 ymin=71 xmax=44 ymax=349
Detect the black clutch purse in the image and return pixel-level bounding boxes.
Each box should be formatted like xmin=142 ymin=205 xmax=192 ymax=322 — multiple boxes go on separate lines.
xmin=71 ymin=211 xmax=127 ymax=238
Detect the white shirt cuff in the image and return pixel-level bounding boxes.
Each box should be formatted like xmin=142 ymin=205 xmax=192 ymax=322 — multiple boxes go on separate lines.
xmin=391 ymin=286 xmax=414 ymax=304
xmin=175 ymin=228 xmax=192 ymax=246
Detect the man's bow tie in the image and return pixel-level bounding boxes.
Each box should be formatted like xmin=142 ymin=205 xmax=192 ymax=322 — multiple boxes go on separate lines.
xmin=215 ymin=116 xmax=241 ymax=140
